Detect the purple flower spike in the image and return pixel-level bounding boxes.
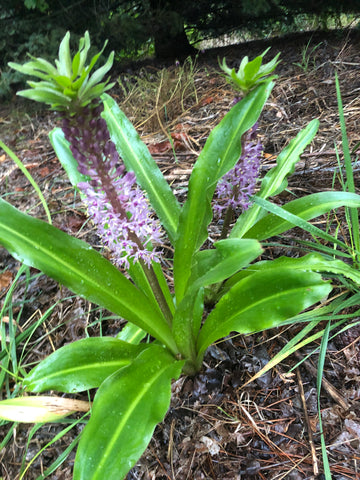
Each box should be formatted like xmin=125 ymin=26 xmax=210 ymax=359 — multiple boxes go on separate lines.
xmin=214 ymin=124 xmax=262 ymax=215
xmin=79 ymin=175 xmax=162 ymax=269
xmin=62 ymin=104 xmax=162 ymax=268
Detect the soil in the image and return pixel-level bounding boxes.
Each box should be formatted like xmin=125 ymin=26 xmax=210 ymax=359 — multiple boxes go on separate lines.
xmin=1 ymin=28 xmax=360 ymax=480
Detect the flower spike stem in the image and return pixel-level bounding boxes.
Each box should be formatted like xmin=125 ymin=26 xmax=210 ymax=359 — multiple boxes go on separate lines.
xmin=220 ymin=204 xmax=234 ymax=240
xmin=86 ymin=155 xmax=173 ymax=326
xmin=139 ymin=259 xmax=173 ymax=326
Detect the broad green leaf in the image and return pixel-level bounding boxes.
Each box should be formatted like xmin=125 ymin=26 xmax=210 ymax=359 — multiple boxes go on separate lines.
xmin=73 ymin=346 xmax=183 ymax=480
xmin=222 ymin=253 xmax=360 ymax=295
xmin=258 ymin=253 xmax=360 ymax=284
xmin=0 ymin=396 xmax=89 ymax=423
xmin=197 ymin=268 xmax=332 ymax=356
xmin=190 ymin=238 xmax=262 ymax=291
xmin=24 ymin=337 xmax=148 ymax=393
xmin=171 ymin=287 xmax=204 ymax=363
xmin=116 ymin=323 xmax=147 ymax=344
xmin=49 ymin=128 xmax=88 ymax=190
xmin=244 ymin=191 xmax=360 ymax=241
xmin=174 ymin=81 xmax=274 ymax=302
xmin=101 ymin=94 xmax=180 ymax=244
xmin=171 ymin=239 xmax=262 ymax=359
xmin=0 ymin=199 xmax=177 ymax=354
xmin=231 ymin=119 xmax=319 ymax=238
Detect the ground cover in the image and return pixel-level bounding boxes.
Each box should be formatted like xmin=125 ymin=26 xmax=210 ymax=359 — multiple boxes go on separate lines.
xmin=1 ymin=28 xmax=360 ymax=479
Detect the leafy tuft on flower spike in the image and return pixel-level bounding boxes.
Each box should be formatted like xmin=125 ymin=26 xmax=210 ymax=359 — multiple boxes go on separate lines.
xmin=9 ymin=31 xmax=163 ymax=269
xmin=8 ymin=31 xmax=115 ymax=113
xmin=220 ymin=47 xmax=280 ymax=95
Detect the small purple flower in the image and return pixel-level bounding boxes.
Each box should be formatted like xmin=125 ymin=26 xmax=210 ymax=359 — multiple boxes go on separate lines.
xmin=214 ymin=123 xmax=262 ymax=215
xmin=79 ymin=171 xmax=162 ymax=269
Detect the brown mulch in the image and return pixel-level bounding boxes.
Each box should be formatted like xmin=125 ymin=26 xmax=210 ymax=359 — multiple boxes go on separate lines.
xmin=1 ymin=28 xmax=360 ymax=480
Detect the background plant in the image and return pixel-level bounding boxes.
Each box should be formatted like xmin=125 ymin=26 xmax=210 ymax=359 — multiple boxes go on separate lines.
xmin=293 ymin=38 xmax=323 ymax=73
xmin=2 ymin=0 xmax=360 ymax=99
xmin=118 ymin=56 xmax=199 ymax=133
xmin=1 ymin=31 xmax=360 ymax=479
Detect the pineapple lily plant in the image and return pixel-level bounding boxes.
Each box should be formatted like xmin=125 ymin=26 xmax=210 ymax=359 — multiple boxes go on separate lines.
xmin=1 ymin=32 xmax=360 ymax=479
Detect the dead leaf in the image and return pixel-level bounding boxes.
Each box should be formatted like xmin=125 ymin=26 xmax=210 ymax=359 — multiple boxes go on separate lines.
xmin=148 ymin=140 xmax=172 ymax=154
xmin=200 ymin=96 xmax=214 ymax=106
xmin=0 ymin=271 xmax=13 ymax=290
xmin=39 ymin=166 xmax=50 ymax=177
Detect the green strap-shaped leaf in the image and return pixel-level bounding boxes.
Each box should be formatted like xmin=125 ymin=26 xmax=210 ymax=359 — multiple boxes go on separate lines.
xmin=221 ymin=253 xmax=360 ymax=296
xmin=8 ymin=58 xmax=58 ymax=79
xmin=244 ymin=191 xmax=360 ymax=241
xmin=254 ymin=253 xmax=360 ymax=284
xmin=101 ymin=94 xmax=181 ymax=244
xmin=116 ymin=323 xmax=147 ymax=344
xmin=0 ymin=199 xmax=178 ymax=354
xmin=171 ymin=239 xmax=263 ymax=360
xmin=24 ymin=337 xmax=148 ymax=393
xmin=174 ymin=81 xmax=274 ymax=302
xmin=196 ymin=267 xmax=332 ymax=357
xmin=189 ymin=238 xmax=263 ymax=292
xmin=49 ymin=128 xmax=88 ymax=191
xmin=73 ymin=345 xmax=183 ymax=480
xmin=251 ymin=196 xmax=352 ymax=252
xmin=231 ymin=119 xmax=319 ymax=238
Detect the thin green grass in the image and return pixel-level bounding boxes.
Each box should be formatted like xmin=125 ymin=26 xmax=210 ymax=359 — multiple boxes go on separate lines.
xmin=19 ymin=414 xmax=89 ymax=480
xmin=317 ymin=320 xmax=332 ymax=479
xmin=0 ymin=140 xmax=52 ymax=223
xmin=293 ymin=38 xmax=323 ymax=73
xmin=335 ymin=72 xmax=360 ymax=262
